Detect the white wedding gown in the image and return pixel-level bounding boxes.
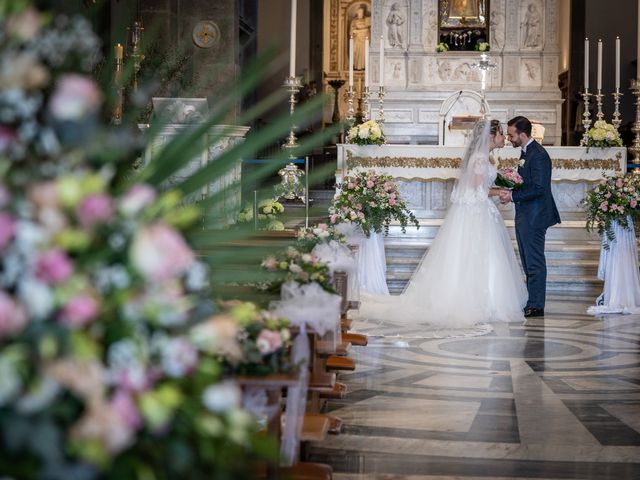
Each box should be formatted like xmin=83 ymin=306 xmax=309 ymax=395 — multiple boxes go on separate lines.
xmin=357 ymin=158 xmax=527 ymax=330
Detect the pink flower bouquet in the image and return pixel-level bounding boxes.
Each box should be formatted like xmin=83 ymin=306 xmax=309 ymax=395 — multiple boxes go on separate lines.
xmin=494 ymin=167 xmax=524 ymax=189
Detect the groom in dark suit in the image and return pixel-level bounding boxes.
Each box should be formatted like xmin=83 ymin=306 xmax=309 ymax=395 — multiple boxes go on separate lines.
xmin=500 ymin=116 xmax=561 ymax=318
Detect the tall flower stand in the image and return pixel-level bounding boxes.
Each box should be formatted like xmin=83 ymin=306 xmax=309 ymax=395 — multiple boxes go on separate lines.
xmin=587 ymin=216 xmax=640 ymax=315
xmin=358 ymin=230 xmax=389 ymax=295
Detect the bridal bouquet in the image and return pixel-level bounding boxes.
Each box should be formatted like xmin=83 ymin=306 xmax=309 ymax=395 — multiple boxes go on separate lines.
xmin=586 ymin=120 xmax=623 ymax=148
xmin=346 ymin=120 xmax=385 ymax=146
xmin=494 ymin=167 xmax=524 ymax=189
xmin=329 ymin=170 xmax=419 ymax=235
xmin=584 ymin=173 xmax=640 ymax=243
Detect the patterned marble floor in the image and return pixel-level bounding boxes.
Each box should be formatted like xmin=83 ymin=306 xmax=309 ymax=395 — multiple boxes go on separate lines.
xmin=306 ymin=293 xmax=640 ymax=479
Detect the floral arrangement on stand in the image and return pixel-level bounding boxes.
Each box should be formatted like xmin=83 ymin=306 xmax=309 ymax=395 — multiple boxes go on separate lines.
xmin=475 ymin=41 xmax=490 ymax=51
xmin=261 ymin=246 xmax=335 ymax=294
xmin=0 ymin=4 xmax=280 ymax=479
xmin=494 ymin=167 xmax=524 ymax=189
xmin=295 ymin=223 xmax=347 ymax=253
xmin=329 ymin=170 xmax=419 ymax=235
xmin=236 ymin=198 xmax=285 ymax=231
xmin=216 ymin=302 xmax=293 ymax=377
xmin=346 ymin=119 xmax=385 ymax=146
xmin=583 ymin=173 xmax=640 ymax=244
xmin=586 ymin=120 xmax=623 ymax=148
xmin=436 ymin=42 xmax=450 ymax=53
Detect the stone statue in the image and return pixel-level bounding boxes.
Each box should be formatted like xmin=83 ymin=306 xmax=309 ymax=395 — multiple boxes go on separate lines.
xmin=350 ymin=6 xmax=371 ymax=70
xmin=522 ymin=3 xmax=542 ymax=48
xmin=386 ymin=3 xmax=405 ymax=48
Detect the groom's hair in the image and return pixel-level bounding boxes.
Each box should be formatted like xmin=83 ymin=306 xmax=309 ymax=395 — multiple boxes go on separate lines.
xmin=507 ymin=116 xmax=532 ymax=137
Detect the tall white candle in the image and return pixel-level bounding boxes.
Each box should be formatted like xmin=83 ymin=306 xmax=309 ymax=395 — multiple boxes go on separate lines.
xmin=616 ymin=36 xmax=621 ymax=89
xmin=584 ymin=38 xmax=589 ymax=90
xmin=348 ymin=35 xmax=354 ymax=87
xmin=597 ymin=39 xmax=603 ymax=90
xmin=364 ymin=37 xmax=370 ymax=88
xmin=379 ymin=35 xmax=384 ymax=86
xmin=289 ymin=0 xmax=297 ymax=78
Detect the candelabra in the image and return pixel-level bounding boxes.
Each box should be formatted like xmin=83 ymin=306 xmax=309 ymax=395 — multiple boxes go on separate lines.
xmin=127 ymin=20 xmax=144 ymax=92
xmin=377 ymin=86 xmax=385 ymax=123
xmin=594 ymin=88 xmax=604 ymax=121
xmin=611 ymin=88 xmax=623 ymax=133
xmin=580 ymin=88 xmax=592 ymax=147
xmin=347 ymin=85 xmax=355 ymax=124
xmin=112 ymin=46 xmax=124 ymax=126
xmin=282 ymin=75 xmax=302 ymax=151
xmin=362 ymin=86 xmax=370 ymax=121
xmin=629 ymin=79 xmax=640 ymax=167
xmin=327 ymin=79 xmax=345 ymax=124
xmin=471 ymin=53 xmax=496 ymax=116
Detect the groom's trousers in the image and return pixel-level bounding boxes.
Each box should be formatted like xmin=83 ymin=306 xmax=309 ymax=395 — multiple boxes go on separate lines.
xmin=515 ymin=223 xmax=547 ymax=309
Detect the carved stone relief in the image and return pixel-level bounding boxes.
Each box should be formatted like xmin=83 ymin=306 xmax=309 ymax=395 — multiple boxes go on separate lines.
xmin=520 ymin=0 xmax=543 ymax=49
xmin=520 ymin=58 xmax=541 ymax=85
xmin=505 ymin=0 xmax=519 ymax=49
xmin=409 ymin=58 xmax=422 ymax=83
xmin=489 ymin=0 xmax=506 ymax=52
xmin=504 ymin=55 xmax=518 ymax=85
xmin=383 ymin=0 xmax=409 ymax=49
xmin=543 ymin=55 xmax=558 ymax=86
xmin=397 ymin=180 xmax=427 ymax=210
xmin=422 ymin=7 xmax=438 ymax=49
xmin=409 ymin=0 xmax=422 ymax=48
xmin=436 ymin=58 xmax=481 ymax=83
xmin=385 ymin=109 xmax=414 ymax=122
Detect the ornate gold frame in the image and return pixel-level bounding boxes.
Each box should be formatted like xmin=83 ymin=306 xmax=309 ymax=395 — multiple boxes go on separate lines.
xmin=439 ymin=0 xmax=489 ymax=29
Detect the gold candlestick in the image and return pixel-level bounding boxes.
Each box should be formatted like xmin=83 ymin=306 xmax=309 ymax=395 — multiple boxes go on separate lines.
xmin=595 ymin=89 xmax=604 ymax=121
xmin=377 ymin=86 xmax=385 ymax=124
xmin=611 ymin=88 xmax=623 ymax=133
xmin=282 ymin=75 xmax=302 ymax=151
xmin=628 ymin=79 xmax=640 ymax=167
xmin=112 ymin=43 xmax=124 ymax=125
xmin=580 ymin=88 xmax=592 ymax=147
xmin=347 ymin=85 xmax=355 ymax=124
xmin=362 ymin=86 xmax=370 ymax=121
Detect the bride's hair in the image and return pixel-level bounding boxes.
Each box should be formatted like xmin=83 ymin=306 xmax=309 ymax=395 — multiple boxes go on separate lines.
xmin=489 ymin=119 xmax=502 ymax=136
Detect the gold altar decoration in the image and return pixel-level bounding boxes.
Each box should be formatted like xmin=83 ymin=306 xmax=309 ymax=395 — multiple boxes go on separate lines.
xmin=345 ymin=151 xmax=624 ymax=172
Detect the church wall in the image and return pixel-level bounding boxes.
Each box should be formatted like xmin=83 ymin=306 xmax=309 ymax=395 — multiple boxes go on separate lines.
xmin=362 ymin=0 xmax=565 ymax=145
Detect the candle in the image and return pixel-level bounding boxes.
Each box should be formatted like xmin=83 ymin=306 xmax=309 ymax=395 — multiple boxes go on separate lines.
xmin=115 ymin=43 xmax=123 ymax=61
xmin=349 ymin=35 xmax=354 ymax=87
xmin=597 ymin=39 xmax=602 ymax=90
xmin=379 ymin=35 xmax=384 ymax=87
xmin=584 ymin=38 xmax=589 ymax=90
xmin=616 ymin=36 xmax=621 ymax=89
xmin=289 ymin=0 xmax=297 ymax=78
xmin=364 ymin=37 xmax=370 ymax=88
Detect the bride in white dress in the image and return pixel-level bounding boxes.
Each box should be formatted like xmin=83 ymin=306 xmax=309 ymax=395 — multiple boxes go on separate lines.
xmin=357 ymin=119 xmax=527 ymax=329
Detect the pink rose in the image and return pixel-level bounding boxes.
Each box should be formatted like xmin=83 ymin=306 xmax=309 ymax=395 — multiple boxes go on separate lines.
xmin=330 ymin=214 xmax=338 ymax=224
xmin=600 ymin=202 xmax=608 ymax=212
xmin=49 ymin=75 xmax=102 ymax=121
xmin=366 ymin=180 xmax=374 ymax=188
xmin=256 ymin=329 xmax=283 ymax=355
xmin=111 ymin=390 xmax=143 ymax=430
xmin=631 ymin=200 xmax=638 ymax=208
xmin=35 ymin=249 xmax=73 ymax=284
xmin=616 ymin=179 xmax=624 ymax=188
xmin=76 ymin=193 xmax=114 ymax=227
xmin=390 ymin=199 xmax=396 ymax=206
xmin=0 ymin=212 xmax=16 ymax=250
xmin=59 ymin=295 xmax=99 ymax=328
xmin=130 ymin=223 xmax=194 ymax=282
xmin=317 ymin=223 xmax=328 ymax=230
xmin=0 ymin=291 xmax=27 ymax=339
xmin=119 ymin=184 xmax=156 ymax=216
xmin=29 ymin=181 xmax=59 ymax=208
xmin=261 ymin=256 xmax=278 ymax=270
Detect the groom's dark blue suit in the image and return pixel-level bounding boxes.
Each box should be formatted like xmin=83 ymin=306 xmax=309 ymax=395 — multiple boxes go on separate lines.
xmin=511 ymin=140 xmax=561 ymax=310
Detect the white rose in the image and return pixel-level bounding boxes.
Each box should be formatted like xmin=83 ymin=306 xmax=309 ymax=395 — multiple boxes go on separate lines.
xmin=358 ymin=127 xmax=370 ymax=139
xmin=202 ymin=381 xmax=242 ymax=413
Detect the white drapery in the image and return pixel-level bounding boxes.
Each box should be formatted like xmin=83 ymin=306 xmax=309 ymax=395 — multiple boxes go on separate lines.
xmin=587 ymin=216 xmax=640 ymax=315
xmin=358 ymin=230 xmax=389 ymax=295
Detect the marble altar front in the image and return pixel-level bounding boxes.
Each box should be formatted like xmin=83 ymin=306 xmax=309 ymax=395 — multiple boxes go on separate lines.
xmin=337 ymin=144 xmax=627 ymax=229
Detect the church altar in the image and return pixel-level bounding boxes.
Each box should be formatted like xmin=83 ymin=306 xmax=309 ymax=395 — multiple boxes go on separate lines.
xmin=336 ymin=144 xmax=627 ymax=227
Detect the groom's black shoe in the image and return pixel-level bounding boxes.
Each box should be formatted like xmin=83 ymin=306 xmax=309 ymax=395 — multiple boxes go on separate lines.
xmin=524 ymin=307 xmax=544 ymax=318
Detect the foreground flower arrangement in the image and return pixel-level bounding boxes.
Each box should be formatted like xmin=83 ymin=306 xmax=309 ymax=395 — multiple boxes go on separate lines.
xmin=584 ymin=173 xmax=640 ymax=244
xmin=0 ymin=4 xmax=280 ymax=478
xmin=329 ymin=170 xmax=419 ymax=235
xmin=346 ymin=120 xmax=385 ymax=146
xmin=586 ymin=120 xmax=623 ymax=148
